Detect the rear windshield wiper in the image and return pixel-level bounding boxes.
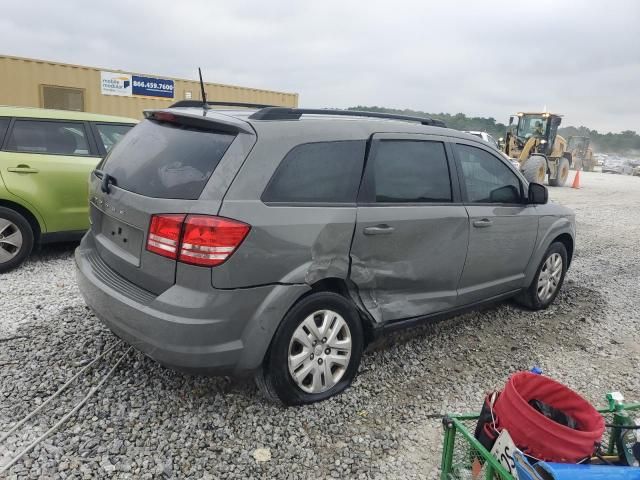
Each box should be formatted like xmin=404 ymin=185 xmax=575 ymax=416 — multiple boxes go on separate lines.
xmin=93 ymin=169 xmax=117 ymax=194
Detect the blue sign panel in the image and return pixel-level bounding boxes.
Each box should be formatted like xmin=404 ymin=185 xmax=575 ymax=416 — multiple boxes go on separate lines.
xmin=132 ymin=75 xmax=175 ymax=98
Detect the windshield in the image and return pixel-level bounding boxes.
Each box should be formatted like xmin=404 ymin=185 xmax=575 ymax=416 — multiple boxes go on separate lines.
xmin=517 ymin=115 xmax=547 ymax=139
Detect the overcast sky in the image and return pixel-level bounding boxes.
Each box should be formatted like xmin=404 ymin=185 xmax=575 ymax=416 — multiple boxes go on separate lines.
xmin=3 ymin=1 xmax=639 ymax=132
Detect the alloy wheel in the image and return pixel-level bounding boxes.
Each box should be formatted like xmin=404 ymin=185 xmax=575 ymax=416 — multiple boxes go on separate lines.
xmin=288 ymin=309 xmax=352 ymax=394
xmin=0 ymin=219 xmax=23 ymax=264
xmin=537 ymin=253 xmax=563 ymax=302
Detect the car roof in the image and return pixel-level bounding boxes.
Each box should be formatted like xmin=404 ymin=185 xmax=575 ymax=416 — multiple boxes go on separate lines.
xmin=0 ymin=105 xmax=138 ymax=124
xmin=163 ymin=106 xmax=486 ymax=144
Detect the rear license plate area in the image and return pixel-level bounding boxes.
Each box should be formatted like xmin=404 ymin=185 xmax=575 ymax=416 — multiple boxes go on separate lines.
xmin=99 ymin=214 xmax=144 ymax=265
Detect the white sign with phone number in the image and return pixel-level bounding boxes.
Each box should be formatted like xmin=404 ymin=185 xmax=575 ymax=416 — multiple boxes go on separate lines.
xmin=490 ymin=430 xmax=520 ymax=479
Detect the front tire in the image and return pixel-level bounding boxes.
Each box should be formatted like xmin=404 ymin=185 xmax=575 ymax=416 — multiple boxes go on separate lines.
xmin=0 ymin=207 xmax=34 ymax=274
xmin=549 ymin=157 xmax=570 ymax=186
xmin=521 ymin=155 xmax=547 ymax=184
xmin=256 ymin=292 xmax=364 ymax=405
xmin=515 ymin=242 xmax=568 ymax=310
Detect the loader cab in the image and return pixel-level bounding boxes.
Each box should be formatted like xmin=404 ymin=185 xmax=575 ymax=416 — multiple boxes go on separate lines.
xmin=512 ymin=113 xmax=562 ymax=156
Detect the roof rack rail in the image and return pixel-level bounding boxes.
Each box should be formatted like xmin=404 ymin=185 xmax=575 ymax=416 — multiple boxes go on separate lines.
xmin=248 ymin=107 xmax=446 ymax=127
xmin=169 ymin=100 xmax=277 ymax=109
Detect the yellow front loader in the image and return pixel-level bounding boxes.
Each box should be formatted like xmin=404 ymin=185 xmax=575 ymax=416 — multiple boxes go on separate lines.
xmin=502 ymin=112 xmax=573 ymax=186
xmin=567 ymin=136 xmax=596 ymax=172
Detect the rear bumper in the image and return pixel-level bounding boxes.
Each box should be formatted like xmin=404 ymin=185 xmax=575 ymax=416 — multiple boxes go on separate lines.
xmin=75 ymin=234 xmax=309 ymax=374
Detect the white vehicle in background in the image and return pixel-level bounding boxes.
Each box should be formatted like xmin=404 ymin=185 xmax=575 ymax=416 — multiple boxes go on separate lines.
xmin=464 ymin=131 xmax=499 ymax=148
xmin=594 ymin=154 xmax=607 ymax=166
xmin=602 ymin=157 xmax=633 ymax=175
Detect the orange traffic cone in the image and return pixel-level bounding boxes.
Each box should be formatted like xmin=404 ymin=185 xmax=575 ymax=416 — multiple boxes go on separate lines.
xmin=571 ymin=170 xmax=581 ymax=189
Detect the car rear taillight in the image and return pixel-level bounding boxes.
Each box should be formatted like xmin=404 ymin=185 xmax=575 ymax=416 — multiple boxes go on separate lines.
xmin=146 ymin=214 xmax=250 ymax=267
xmin=179 ymin=215 xmax=250 ymax=267
xmin=147 ymin=214 xmax=185 ymax=259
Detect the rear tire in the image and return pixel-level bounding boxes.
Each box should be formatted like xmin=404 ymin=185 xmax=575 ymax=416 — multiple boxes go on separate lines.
xmin=0 ymin=207 xmax=34 ymax=274
xmin=515 ymin=242 xmax=568 ymax=310
xmin=521 ymin=155 xmax=547 ymax=184
xmin=549 ymin=157 xmax=570 ymax=187
xmin=256 ymin=292 xmax=364 ymax=406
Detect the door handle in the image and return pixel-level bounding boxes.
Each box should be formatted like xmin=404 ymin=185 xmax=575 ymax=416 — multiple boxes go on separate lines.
xmin=7 ymin=165 xmax=39 ymax=174
xmin=363 ymin=224 xmax=395 ymax=235
xmin=473 ymin=219 xmax=493 ymax=228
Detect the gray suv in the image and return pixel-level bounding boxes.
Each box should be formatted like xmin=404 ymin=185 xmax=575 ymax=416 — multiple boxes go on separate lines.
xmin=75 ymin=104 xmax=575 ymax=405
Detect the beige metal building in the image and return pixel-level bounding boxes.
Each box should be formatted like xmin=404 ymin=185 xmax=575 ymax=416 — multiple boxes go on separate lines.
xmin=0 ymin=55 xmax=298 ymax=119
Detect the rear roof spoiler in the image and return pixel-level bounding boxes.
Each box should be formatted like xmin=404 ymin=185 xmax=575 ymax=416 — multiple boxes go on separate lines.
xmin=144 ymin=109 xmax=254 ymax=135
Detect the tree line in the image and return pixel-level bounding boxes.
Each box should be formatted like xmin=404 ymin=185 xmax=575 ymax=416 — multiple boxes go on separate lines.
xmin=348 ymin=106 xmax=640 ymax=156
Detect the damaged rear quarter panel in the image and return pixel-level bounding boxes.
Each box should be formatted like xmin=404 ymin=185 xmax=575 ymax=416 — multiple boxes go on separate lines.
xmin=212 ymin=123 xmax=368 ymax=290
xmin=212 ymin=202 xmax=356 ymax=288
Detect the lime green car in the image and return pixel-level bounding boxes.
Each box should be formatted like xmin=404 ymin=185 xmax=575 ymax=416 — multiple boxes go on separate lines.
xmin=0 ymin=106 xmax=136 ymax=272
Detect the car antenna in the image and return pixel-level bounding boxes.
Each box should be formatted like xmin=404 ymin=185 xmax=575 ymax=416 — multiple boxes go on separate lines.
xmin=198 ymin=67 xmax=209 ymax=114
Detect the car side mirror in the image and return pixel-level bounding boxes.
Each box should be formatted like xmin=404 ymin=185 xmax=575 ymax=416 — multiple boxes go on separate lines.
xmin=528 ymin=182 xmax=548 ymax=204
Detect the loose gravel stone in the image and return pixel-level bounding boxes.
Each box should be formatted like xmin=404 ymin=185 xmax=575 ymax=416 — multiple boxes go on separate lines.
xmin=1 ymin=172 xmax=639 ymax=479
xmin=252 ymin=448 xmax=271 ymax=462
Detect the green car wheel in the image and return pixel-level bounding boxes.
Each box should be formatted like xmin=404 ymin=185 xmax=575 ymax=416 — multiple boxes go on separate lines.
xmin=0 ymin=206 xmax=34 ymax=273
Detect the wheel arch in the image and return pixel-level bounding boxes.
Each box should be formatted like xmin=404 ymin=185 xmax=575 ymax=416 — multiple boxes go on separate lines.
xmin=307 ymin=277 xmax=376 ymax=344
xmin=523 ymin=217 xmax=574 ymax=286
xmin=0 ymin=199 xmax=42 ymax=243
xmin=552 ymin=232 xmax=574 ymax=268
xmin=237 ymin=276 xmax=375 ymax=372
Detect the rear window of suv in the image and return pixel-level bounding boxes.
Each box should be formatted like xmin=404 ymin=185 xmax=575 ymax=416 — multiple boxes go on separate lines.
xmin=262 ymin=141 xmax=366 ymax=204
xmin=102 ymin=119 xmax=235 ymax=200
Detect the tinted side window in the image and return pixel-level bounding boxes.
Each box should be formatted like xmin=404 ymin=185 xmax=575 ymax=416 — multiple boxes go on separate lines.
xmin=370 ymin=140 xmax=451 ymax=203
xmin=5 ymin=120 xmax=90 ymax=156
xmin=102 ymin=119 xmax=235 ymax=200
xmin=263 ymin=141 xmax=366 ymax=203
xmin=457 ymin=144 xmax=522 ymax=203
xmin=94 ymin=123 xmax=134 ymax=152
xmin=0 ymin=118 xmax=9 ymax=146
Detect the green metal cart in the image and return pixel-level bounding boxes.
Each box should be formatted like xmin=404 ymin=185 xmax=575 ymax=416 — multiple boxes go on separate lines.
xmin=440 ymin=396 xmax=640 ymax=479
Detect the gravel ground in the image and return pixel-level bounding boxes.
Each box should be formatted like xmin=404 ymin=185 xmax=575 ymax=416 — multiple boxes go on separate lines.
xmin=1 ymin=171 xmax=639 ymax=479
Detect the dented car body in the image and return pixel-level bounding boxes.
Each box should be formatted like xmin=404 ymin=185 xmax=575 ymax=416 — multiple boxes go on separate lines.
xmin=75 ymin=106 xmax=575 ymax=379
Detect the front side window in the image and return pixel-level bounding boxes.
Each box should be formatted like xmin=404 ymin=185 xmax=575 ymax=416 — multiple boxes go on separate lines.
xmin=457 ymin=144 xmax=522 ymax=204
xmin=368 ymin=140 xmax=452 ymax=203
xmin=262 ymin=141 xmax=366 ymax=203
xmin=5 ymin=120 xmax=90 ymax=156
xmin=95 ymin=123 xmax=134 ymax=152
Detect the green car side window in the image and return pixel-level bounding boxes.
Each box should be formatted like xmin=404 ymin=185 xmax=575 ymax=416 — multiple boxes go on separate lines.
xmin=5 ymin=120 xmax=90 ymax=156
xmin=94 ymin=123 xmax=133 ymax=153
